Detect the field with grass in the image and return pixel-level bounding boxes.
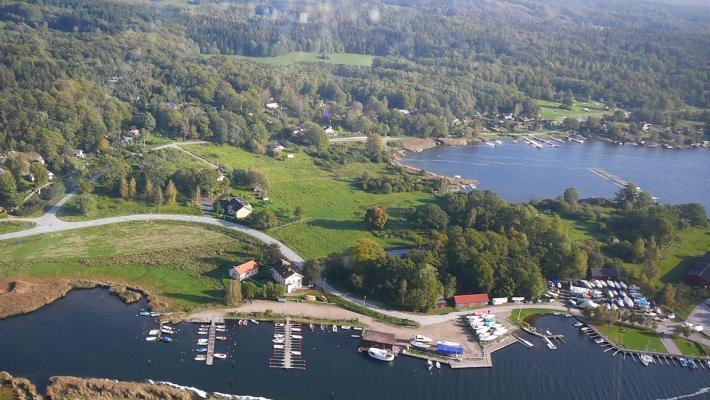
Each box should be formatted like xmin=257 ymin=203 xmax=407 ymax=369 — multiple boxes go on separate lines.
xmin=659 ymin=228 xmax=710 ymax=283
xmin=185 ymin=144 xmax=432 ymax=259
xmin=538 ymin=99 xmax=613 ymax=121
xmin=58 ymin=195 xmax=202 ymax=221
xmin=0 ymin=221 xmax=35 ymax=234
xmin=0 ymin=221 xmax=262 ymax=312
xmin=672 ymin=337 xmax=707 ymax=357
xmin=509 ymin=307 xmax=560 ymax=325
xmin=595 ymin=324 xmax=666 ymax=352
xmin=225 ymin=52 xmax=373 ymax=67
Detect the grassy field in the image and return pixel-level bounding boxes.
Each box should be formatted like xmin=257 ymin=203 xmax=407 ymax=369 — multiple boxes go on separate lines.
xmin=58 ymin=195 xmax=202 ymax=221
xmin=184 ymin=144 xmax=432 ymax=259
xmin=0 ymin=221 xmax=261 ymax=312
xmin=509 ymin=307 xmax=560 ymax=325
xmin=595 ymin=324 xmax=666 ymax=352
xmin=0 ymin=221 xmax=35 ymax=234
xmin=659 ymin=228 xmax=710 ymax=283
xmin=538 ymin=99 xmax=613 ymax=121
xmin=672 ymin=337 xmax=707 ymax=357
xmin=226 ymin=52 xmax=373 ymax=67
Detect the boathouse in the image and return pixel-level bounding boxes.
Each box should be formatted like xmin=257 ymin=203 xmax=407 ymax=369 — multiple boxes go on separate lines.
xmin=454 ymin=293 xmax=490 ymax=309
xmin=684 ymin=252 xmax=710 ymax=287
xmin=361 ymin=329 xmax=396 ymax=351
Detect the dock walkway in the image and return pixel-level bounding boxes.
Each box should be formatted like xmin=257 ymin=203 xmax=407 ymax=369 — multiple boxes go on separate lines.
xmin=206 ymin=321 xmax=216 ymax=366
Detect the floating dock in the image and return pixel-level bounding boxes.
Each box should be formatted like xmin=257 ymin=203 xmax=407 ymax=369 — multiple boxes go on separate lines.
xmin=590 ymin=167 xmax=629 ymax=187
xmin=206 ymin=321 xmax=216 ymax=366
xmin=270 ymin=319 xmax=306 ymax=370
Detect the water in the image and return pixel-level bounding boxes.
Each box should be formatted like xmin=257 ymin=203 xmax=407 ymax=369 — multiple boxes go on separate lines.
xmin=401 ymin=141 xmax=710 ymax=210
xmin=0 ymin=289 xmax=708 ymax=400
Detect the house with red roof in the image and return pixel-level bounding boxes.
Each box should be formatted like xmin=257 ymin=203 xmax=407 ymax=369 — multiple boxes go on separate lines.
xmin=229 ymin=260 xmax=259 ymax=281
xmin=453 ymin=293 xmax=490 ymax=309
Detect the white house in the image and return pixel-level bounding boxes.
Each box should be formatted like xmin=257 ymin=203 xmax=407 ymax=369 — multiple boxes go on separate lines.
xmin=266 ymin=102 xmax=279 ymax=109
xmin=218 ymin=196 xmax=252 ymax=219
xmin=229 ymin=260 xmax=259 ymax=281
xmin=271 ymin=259 xmax=303 ymax=293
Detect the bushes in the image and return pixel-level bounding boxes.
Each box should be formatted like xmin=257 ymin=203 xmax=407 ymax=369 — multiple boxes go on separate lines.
xmin=330 ymin=294 xmax=418 ymax=327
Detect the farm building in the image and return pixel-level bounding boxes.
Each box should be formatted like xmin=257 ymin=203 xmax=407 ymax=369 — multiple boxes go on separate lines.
xmin=219 ymin=196 xmax=252 ymax=219
xmin=229 ymin=260 xmax=259 ymax=281
xmin=684 ymin=252 xmax=710 ymax=287
xmin=272 ymin=259 xmax=303 ymax=293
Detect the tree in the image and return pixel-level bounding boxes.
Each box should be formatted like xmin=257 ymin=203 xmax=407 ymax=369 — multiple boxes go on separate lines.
xmin=242 ymin=281 xmax=258 ymax=300
xmin=294 ymin=206 xmax=303 ymax=221
xmin=0 ymin=172 xmax=18 ymax=208
xmin=97 ymin=137 xmax=110 ymax=153
xmin=302 ymin=259 xmax=322 ymax=285
xmin=563 ymin=187 xmax=579 ymax=211
xmin=154 ymin=186 xmax=164 ymax=205
xmin=165 ymin=180 xmax=177 ymax=205
xmin=119 ymin=176 xmax=129 ymax=200
xmin=128 ymin=177 xmax=137 ymax=198
xmin=225 ymin=280 xmax=242 ymax=306
xmin=366 ymin=133 xmax=385 ymax=162
xmin=412 ymin=204 xmax=448 ymax=230
xmin=301 ymin=122 xmax=328 ymax=150
xmin=364 ymin=206 xmax=388 ymax=230
xmin=144 ymin=179 xmax=153 ymax=201
xmin=262 ymin=282 xmax=285 ymax=299
xmin=253 ymin=210 xmax=278 ymax=229
xmin=632 ymin=238 xmax=645 ymax=262
xmin=660 ymin=283 xmax=676 ymax=307
xmin=76 ymin=194 xmax=96 ymax=216
xmin=563 ymin=116 xmax=580 ymax=130
xmin=350 ymin=238 xmax=386 ymax=266
xmin=561 ymin=90 xmax=574 ymax=110
xmin=29 ymin=163 xmax=49 ymax=188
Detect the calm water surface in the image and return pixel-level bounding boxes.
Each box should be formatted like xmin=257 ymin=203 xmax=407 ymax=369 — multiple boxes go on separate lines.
xmin=401 ymin=141 xmax=710 ymax=210
xmin=0 ymin=289 xmax=708 ymax=400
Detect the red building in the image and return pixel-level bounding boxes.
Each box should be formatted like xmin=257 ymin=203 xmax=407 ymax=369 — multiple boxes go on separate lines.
xmin=453 ymin=293 xmax=490 ymax=309
xmin=684 ymin=252 xmax=710 ymax=287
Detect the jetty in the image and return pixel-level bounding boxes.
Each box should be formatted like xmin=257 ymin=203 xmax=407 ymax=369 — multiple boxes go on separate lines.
xmin=270 ymin=318 xmax=305 ymax=370
xmin=206 ymin=321 xmax=216 ymax=366
xmin=590 ymin=167 xmax=629 ymax=188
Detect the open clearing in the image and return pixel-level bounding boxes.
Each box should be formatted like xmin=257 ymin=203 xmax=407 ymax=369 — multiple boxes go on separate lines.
xmin=222 ymin=52 xmax=373 ymax=67
xmin=0 ymin=221 xmax=35 ymax=234
xmin=0 ymin=221 xmax=261 ymax=311
xmin=538 ymin=99 xmax=612 ymax=121
xmin=185 ymin=144 xmax=431 ymax=259
xmin=659 ymin=228 xmax=710 ymax=283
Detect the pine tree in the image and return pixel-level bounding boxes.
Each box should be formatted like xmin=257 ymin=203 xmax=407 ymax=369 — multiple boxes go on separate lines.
xmin=154 ymin=186 xmax=164 ymax=206
xmin=119 ymin=176 xmax=129 ymax=200
xmin=144 ymin=179 xmax=153 ymax=202
xmin=128 ymin=177 xmax=137 ymax=198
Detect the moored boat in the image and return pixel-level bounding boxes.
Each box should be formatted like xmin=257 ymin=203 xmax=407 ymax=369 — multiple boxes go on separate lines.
xmin=194 ymin=355 xmax=206 ymax=361
xmin=414 ymin=334 xmax=433 ymax=343
xmin=145 ymin=336 xmax=157 ymax=342
xmin=292 ymin=334 xmax=303 ymax=339
xmin=640 ymin=354 xmax=652 ymax=366
xmin=410 ymin=340 xmax=431 ymax=349
xmin=368 ymin=347 xmax=394 ymax=362
xmin=213 ymin=353 xmax=227 ymax=359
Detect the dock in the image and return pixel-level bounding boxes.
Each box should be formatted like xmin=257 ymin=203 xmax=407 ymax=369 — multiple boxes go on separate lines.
xmin=590 ymin=167 xmax=629 ymax=188
xmin=269 ymin=318 xmax=305 ymax=370
xmin=205 ymin=321 xmax=216 ymax=366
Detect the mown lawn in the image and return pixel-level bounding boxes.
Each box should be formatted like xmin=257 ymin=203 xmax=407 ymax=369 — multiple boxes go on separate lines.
xmin=0 ymin=221 xmax=261 ymax=312
xmin=185 ymin=144 xmax=432 ymax=259
xmin=673 ymin=337 xmax=707 ymax=357
xmin=58 ymin=195 xmax=202 ymax=221
xmin=595 ymin=324 xmax=666 ymax=352
xmin=538 ymin=99 xmax=613 ymax=121
xmin=0 ymin=221 xmax=35 ymax=234
xmin=225 ymin=51 xmax=373 ymax=67
xmin=509 ymin=307 xmax=560 ymax=325
xmin=659 ymin=228 xmax=710 ymax=283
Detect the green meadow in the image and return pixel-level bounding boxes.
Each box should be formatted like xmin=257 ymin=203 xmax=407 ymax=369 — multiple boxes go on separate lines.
xmin=223 ymin=52 xmax=373 ymax=67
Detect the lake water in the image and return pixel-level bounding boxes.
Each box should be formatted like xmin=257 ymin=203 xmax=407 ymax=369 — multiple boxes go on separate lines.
xmin=401 ymin=141 xmax=710 ymax=210
xmin=0 ymin=289 xmax=709 ymax=400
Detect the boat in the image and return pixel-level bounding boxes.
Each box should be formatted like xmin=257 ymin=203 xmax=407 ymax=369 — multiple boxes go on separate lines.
xmin=148 ymin=329 xmax=160 ymax=335
xmin=688 ymin=359 xmax=698 ymax=369
xmin=273 ymin=344 xmax=284 ymax=350
xmin=273 ymin=338 xmax=285 ymax=344
xmin=332 ymin=325 xmax=338 ymax=332
xmin=292 ymin=334 xmax=303 ymax=339
xmin=639 ymin=354 xmax=652 ymax=366
xmin=341 ymin=326 xmax=352 ymax=330
xmin=290 ymin=327 xmax=302 ymax=332
xmin=580 ymin=327 xmax=589 ymax=331
xmin=679 ymin=358 xmax=689 ymax=367
xmin=250 ymin=319 xmax=259 ymax=324
xmin=149 ymin=312 xmax=161 ymax=317
xmin=195 ymin=347 xmax=207 ymax=353
xmin=309 ymin=324 xmax=315 ymax=330
xmin=410 ymin=340 xmax=431 ymax=349
xmin=160 ymin=336 xmax=173 ymax=343
xmin=213 ymin=353 xmax=227 ymax=359
xmin=216 ymin=336 xmax=227 ymax=340
xmin=353 ymin=327 xmax=363 ymax=331
xmin=594 ymin=338 xmax=605 ymax=344
xmin=194 ymin=355 xmax=207 ymax=361
xmin=427 ymin=360 xmax=433 ymax=371
xmin=368 ymin=347 xmax=395 ymax=362
xmin=160 ymin=328 xmax=174 ymax=334
xmin=197 ymin=331 xmax=208 ymax=335
xmin=351 ymin=334 xmax=361 ymax=338
xmin=215 ymin=328 xmax=226 ymax=332
xmin=196 ymin=340 xmax=208 ymax=345
xmin=145 ymin=336 xmax=158 ymax=341
xmin=275 ymin=322 xmax=284 ymax=327
xmin=139 ymin=311 xmax=151 ymax=317
xmin=291 ymin=351 xmax=302 ymax=356
xmin=414 ymin=335 xmax=433 ymax=343
xmin=619 ymin=281 xmax=628 ymax=290
xmin=545 ymin=330 xmax=552 ymax=336
xmin=573 ymin=322 xmax=584 ymax=328
xmin=436 ymin=341 xmax=461 ymax=347
xmin=435 ymin=361 xmax=441 ymax=369
xmin=238 ymin=320 xmax=244 ymax=326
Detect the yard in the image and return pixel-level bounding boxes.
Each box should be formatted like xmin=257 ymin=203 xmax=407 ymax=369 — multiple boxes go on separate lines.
xmin=184 ymin=144 xmax=432 ymax=259
xmin=0 ymin=221 xmax=262 ymax=312
xmin=659 ymin=228 xmax=710 ymax=283
xmin=509 ymin=307 xmax=560 ymax=325
xmin=672 ymin=337 xmax=707 ymax=357
xmin=537 ymin=99 xmax=613 ymax=121
xmin=595 ymin=324 xmax=666 ymax=352
xmin=224 ymin=51 xmax=373 ymax=67
xmin=57 ymin=195 xmax=202 ymax=221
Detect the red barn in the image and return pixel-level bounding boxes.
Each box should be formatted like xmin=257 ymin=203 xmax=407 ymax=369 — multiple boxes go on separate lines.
xmin=454 ymin=293 xmax=490 ymax=309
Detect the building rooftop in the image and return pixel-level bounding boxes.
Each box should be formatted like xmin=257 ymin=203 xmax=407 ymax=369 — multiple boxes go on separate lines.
xmin=361 ymin=329 xmax=396 ymax=345
xmin=232 ymin=260 xmax=258 ymax=276
xmin=453 ymin=293 xmax=490 ymax=305
xmin=685 ymin=252 xmax=710 ymax=281
xmin=273 ymin=259 xmax=302 ymax=279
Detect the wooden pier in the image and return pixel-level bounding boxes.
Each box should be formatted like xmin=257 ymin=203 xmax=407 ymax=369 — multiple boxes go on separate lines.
xmin=269 ymin=318 xmax=306 ymax=370
xmin=205 ymin=321 xmax=216 ymax=366
xmin=590 ymin=167 xmax=629 ymax=187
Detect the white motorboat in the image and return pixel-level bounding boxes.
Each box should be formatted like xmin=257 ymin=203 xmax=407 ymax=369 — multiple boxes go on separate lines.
xmin=275 ymin=323 xmax=284 ymax=327
xmin=580 ymin=327 xmax=590 ymax=331
xmin=332 ymin=325 xmax=338 ymax=332
xmin=368 ymin=347 xmax=394 ymax=362
xmin=639 ymin=354 xmax=652 ymax=366
xmin=273 ymin=338 xmax=285 ymax=344
xmin=594 ymin=338 xmax=605 ymax=344
xmin=427 ymin=360 xmax=433 ymax=370
xmin=197 ymin=331 xmax=207 ymax=335
xmin=160 ymin=328 xmax=174 ymax=334
xmin=148 ymin=329 xmax=160 ymax=335
xmin=341 ymin=326 xmax=352 ymax=330
xmin=216 ymin=336 xmax=227 ymax=340
xmin=250 ymin=319 xmax=259 ymax=324
xmin=437 ymin=340 xmax=461 ymax=347
xmin=414 ymin=334 xmax=433 ymax=343
xmin=290 ymin=351 xmax=302 ymax=356
xmin=435 ymin=361 xmax=441 ymax=369
xmin=619 ymin=281 xmax=628 ymax=290
xmin=194 ymin=355 xmax=206 ymax=361
xmin=410 ymin=340 xmax=431 ymax=349
xmin=290 ymin=327 xmax=301 ymax=332
xmin=196 ymin=339 xmax=208 ymax=345
xmin=573 ymin=322 xmax=584 ymax=328
xmin=213 ymin=353 xmax=227 ymax=359
xmin=545 ymin=330 xmax=552 ymax=336
xmin=145 ymin=336 xmax=157 ymax=341
xmin=292 ymin=334 xmax=303 ymax=339
xmin=273 ymin=344 xmax=285 ymax=350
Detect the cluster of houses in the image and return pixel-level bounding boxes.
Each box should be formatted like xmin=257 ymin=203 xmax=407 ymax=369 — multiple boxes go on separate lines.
xmin=229 ymin=258 xmax=303 ymax=293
